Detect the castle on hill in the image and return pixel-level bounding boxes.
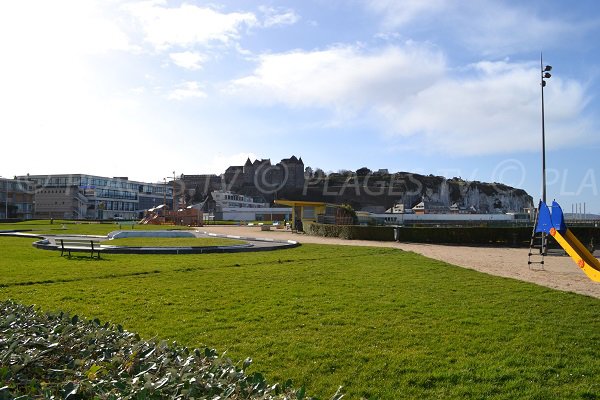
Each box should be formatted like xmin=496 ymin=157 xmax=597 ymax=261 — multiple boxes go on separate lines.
xmin=224 ymin=155 xmax=305 ymax=193
xmin=180 ymin=156 xmax=305 ymax=204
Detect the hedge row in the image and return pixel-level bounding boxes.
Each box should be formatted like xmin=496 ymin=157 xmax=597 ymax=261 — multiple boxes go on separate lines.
xmin=306 ymin=223 xmax=600 ymax=248
xmin=393 ymin=226 xmax=532 ymax=246
xmin=305 ymin=223 xmax=393 ymax=241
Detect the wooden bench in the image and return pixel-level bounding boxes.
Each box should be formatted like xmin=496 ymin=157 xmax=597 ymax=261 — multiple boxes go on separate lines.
xmin=59 ymin=238 xmax=103 ymax=258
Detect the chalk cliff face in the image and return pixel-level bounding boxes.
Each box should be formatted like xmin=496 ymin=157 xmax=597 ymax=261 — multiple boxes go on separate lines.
xmin=422 ymin=177 xmax=533 ymax=213
xmin=183 ymin=163 xmax=534 ymax=213
xmin=283 ymin=172 xmax=533 ymax=213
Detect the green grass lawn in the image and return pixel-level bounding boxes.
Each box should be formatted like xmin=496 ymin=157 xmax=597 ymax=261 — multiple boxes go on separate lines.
xmin=0 ymin=219 xmax=191 ymax=236
xmin=0 ymin=221 xmax=599 ymax=399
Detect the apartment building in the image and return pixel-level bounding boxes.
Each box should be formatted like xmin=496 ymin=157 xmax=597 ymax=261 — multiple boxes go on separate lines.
xmin=20 ymin=174 xmax=172 ymax=220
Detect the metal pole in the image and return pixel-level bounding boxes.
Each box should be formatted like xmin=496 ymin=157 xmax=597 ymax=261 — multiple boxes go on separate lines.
xmin=172 ymin=171 xmax=176 ymax=224
xmin=541 ymin=53 xmax=547 ymax=205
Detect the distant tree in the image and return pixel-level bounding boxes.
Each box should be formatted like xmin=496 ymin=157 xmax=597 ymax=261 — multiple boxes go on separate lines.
xmin=356 ymin=167 xmax=372 ymax=177
xmin=304 ymin=166 xmax=314 ymax=178
xmin=314 ymin=168 xmax=326 ymax=178
xmin=339 ymin=203 xmax=357 ymax=224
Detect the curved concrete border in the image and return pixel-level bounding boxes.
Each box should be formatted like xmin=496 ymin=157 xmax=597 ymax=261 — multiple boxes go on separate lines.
xmin=16 ymin=230 xmax=300 ymax=255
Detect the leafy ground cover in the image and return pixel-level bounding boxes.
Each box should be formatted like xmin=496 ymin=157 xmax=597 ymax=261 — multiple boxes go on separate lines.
xmin=0 ymin=221 xmax=599 ymax=399
xmin=0 ymin=300 xmax=324 ymax=399
xmin=106 ymin=237 xmax=247 ymax=247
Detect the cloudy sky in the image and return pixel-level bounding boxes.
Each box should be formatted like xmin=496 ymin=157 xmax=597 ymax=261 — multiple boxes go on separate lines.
xmin=1 ymin=0 xmax=599 ymax=211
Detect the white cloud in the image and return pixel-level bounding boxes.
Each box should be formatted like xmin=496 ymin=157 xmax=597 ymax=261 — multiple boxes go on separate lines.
xmin=227 ymin=44 xmax=445 ymax=110
xmin=0 ymin=1 xmax=139 ymax=163
xmin=169 ymin=51 xmax=206 ymax=70
xmin=125 ymin=1 xmax=257 ymax=50
xmin=226 ymin=45 xmax=592 ymax=156
xmin=259 ymin=6 xmax=300 ymax=28
xmin=456 ymin=3 xmax=577 ymax=56
xmin=377 ymin=61 xmax=591 ymax=155
xmin=0 ymin=1 xmax=131 ymax=56
xmin=364 ymin=0 xmax=582 ymax=56
xmin=366 ymin=0 xmax=447 ymax=28
xmin=168 ymin=81 xmax=207 ymax=100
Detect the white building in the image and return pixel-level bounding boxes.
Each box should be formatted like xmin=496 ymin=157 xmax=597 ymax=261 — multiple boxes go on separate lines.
xmin=211 ymin=190 xmax=268 ymax=209
xmin=211 ymin=190 xmax=291 ymax=221
xmin=367 ymin=212 xmax=527 ymax=226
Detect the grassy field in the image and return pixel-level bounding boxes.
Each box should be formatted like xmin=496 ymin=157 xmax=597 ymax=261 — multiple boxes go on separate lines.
xmin=1 ymin=221 xmax=599 ymax=399
xmin=0 ymin=219 xmax=191 ymax=236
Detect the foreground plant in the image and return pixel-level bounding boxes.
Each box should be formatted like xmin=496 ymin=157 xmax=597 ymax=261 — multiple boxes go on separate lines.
xmin=0 ymin=300 xmax=343 ymax=399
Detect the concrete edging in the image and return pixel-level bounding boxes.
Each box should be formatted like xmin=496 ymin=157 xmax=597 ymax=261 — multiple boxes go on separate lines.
xmin=25 ymin=230 xmax=300 ymax=255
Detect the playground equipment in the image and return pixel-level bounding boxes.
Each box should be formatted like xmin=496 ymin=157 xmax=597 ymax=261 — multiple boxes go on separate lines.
xmin=533 ymin=200 xmax=600 ymax=282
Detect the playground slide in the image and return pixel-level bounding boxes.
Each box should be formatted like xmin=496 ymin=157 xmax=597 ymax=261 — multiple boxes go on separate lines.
xmin=536 ymin=201 xmax=600 ymax=282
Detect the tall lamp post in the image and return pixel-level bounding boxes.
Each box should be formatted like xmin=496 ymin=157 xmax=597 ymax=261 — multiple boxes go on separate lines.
xmin=172 ymin=171 xmax=176 ymax=213
xmin=540 ymin=54 xmax=552 ymax=255
xmin=540 ymin=53 xmax=552 ymax=204
xmin=4 ymin=179 xmax=7 ymax=219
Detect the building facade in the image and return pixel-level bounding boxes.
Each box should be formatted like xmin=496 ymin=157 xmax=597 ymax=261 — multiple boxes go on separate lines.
xmin=20 ymin=174 xmax=172 ymax=220
xmin=179 ymin=174 xmax=222 ymax=201
xmin=0 ymin=178 xmax=35 ymax=219
xmin=210 ymin=190 xmax=291 ymax=221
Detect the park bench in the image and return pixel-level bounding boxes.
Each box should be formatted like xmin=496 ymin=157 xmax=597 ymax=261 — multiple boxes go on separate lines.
xmin=58 ymin=238 xmax=103 ymax=258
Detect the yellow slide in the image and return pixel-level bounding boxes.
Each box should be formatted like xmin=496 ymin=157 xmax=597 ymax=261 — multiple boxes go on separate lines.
xmin=550 ymin=228 xmax=600 ymax=282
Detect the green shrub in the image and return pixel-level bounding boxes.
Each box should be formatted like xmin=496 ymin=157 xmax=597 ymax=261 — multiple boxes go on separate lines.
xmin=305 ymin=223 xmax=393 ymax=241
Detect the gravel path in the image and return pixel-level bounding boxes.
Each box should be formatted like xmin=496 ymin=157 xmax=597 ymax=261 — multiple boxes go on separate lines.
xmin=201 ymin=225 xmax=600 ymax=299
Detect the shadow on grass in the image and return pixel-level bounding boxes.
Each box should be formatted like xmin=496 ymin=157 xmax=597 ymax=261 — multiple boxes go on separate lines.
xmin=0 ymin=268 xmax=162 ymax=288
xmin=63 ymin=255 xmax=111 ymax=261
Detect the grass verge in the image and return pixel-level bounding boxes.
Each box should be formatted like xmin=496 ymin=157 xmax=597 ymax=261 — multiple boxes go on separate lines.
xmin=0 ymin=221 xmax=598 ymax=399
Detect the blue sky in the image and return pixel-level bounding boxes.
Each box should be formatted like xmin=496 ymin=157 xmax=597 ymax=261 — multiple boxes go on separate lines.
xmin=1 ymin=0 xmax=600 ymax=211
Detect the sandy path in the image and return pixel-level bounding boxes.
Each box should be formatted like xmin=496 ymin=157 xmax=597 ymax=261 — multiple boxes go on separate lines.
xmin=200 ymin=225 xmax=600 ymax=299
